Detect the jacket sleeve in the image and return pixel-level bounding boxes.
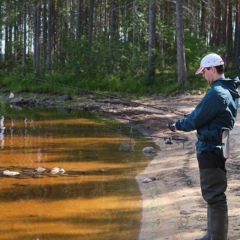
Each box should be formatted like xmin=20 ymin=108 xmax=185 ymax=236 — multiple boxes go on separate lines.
xmin=175 ymin=90 xmax=224 ymax=132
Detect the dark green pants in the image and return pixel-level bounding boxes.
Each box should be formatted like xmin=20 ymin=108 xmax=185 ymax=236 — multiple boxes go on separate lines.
xmin=197 ymin=151 xmax=228 ymax=240
xmin=197 ymin=151 xmax=227 ymax=209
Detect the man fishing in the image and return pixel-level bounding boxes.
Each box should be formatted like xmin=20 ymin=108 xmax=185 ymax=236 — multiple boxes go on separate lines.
xmin=168 ymin=53 xmax=240 ymax=239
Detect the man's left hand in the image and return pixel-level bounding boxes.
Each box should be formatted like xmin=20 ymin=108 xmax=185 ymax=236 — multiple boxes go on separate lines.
xmin=168 ymin=122 xmax=176 ymax=132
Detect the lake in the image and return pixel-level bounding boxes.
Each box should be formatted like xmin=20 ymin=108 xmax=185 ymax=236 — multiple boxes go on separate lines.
xmin=0 ymin=107 xmax=154 ymax=240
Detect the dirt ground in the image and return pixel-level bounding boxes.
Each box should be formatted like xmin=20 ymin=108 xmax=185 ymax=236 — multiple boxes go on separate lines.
xmin=100 ymin=93 xmax=240 ymax=240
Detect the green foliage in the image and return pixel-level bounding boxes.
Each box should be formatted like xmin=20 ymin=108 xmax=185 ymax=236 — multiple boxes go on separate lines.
xmin=184 ymin=31 xmax=208 ymax=72
xmin=184 ymin=30 xmax=228 ymax=75
xmin=0 ymin=0 xmax=238 ymax=99
xmin=0 ymin=73 xmax=226 ymax=98
xmin=0 ymin=67 xmax=209 ymax=97
xmin=0 ymin=24 xmax=236 ymax=97
xmin=0 ymin=99 xmax=5 ymax=112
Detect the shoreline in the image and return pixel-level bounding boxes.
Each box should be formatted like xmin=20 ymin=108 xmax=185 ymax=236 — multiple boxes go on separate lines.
xmin=135 ymin=128 xmax=208 ymax=240
xmin=136 ymin=145 xmax=162 ymax=240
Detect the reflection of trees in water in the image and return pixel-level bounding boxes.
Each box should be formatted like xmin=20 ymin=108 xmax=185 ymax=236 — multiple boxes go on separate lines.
xmin=0 ymin=116 xmax=5 ymax=149
xmin=118 ymin=138 xmax=135 ymax=153
xmin=0 ymin=171 xmax=76 ymax=201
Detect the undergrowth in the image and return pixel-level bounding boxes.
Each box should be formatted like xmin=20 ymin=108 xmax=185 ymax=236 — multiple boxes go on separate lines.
xmin=0 ymin=68 xmax=239 ymax=99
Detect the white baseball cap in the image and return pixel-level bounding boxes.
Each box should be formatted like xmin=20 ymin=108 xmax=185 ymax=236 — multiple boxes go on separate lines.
xmin=195 ymin=53 xmax=224 ymax=75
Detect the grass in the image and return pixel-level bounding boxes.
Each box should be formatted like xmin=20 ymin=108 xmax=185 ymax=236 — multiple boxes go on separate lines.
xmin=0 ymin=68 xmax=239 ymax=99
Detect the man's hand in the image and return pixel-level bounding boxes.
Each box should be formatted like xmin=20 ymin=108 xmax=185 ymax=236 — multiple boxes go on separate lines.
xmin=168 ymin=122 xmax=176 ymax=132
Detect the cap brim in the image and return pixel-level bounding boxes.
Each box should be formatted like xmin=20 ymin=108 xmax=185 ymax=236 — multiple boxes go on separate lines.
xmin=195 ymin=67 xmax=204 ymax=75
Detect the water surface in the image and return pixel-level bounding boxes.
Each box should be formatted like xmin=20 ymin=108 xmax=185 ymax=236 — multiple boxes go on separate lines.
xmin=0 ymin=107 xmax=154 ymax=240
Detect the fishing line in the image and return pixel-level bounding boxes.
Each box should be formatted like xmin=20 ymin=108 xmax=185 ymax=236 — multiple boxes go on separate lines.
xmin=4 ymin=72 xmax=191 ymax=144
xmin=5 ymin=72 xmax=186 ymax=117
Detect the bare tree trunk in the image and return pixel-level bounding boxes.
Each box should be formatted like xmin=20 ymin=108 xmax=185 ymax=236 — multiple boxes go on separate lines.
xmin=109 ymin=0 xmax=115 ymax=72
xmin=0 ymin=2 xmax=2 ymax=68
xmin=104 ymin=0 xmax=108 ymax=33
xmin=200 ymin=0 xmax=206 ymax=38
xmin=88 ymin=0 xmax=94 ymax=48
xmin=42 ymin=0 xmax=47 ymax=70
xmin=22 ymin=0 xmax=27 ymax=76
xmin=131 ymin=0 xmax=138 ymax=72
xmin=235 ymin=0 xmax=240 ymax=68
xmin=47 ymin=0 xmax=54 ymax=71
xmin=5 ymin=2 xmax=12 ymax=70
xmin=226 ymin=0 xmax=233 ymax=67
xmin=215 ymin=0 xmax=222 ymax=46
xmin=175 ymin=0 xmax=187 ymax=88
xmin=34 ymin=1 xmax=41 ymax=74
xmin=147 ymin=0 xmax=156 ymax=85
xmin=76 ymin=0 xmax=82 ymax=40
xmin=222 ymin=0 xmax=228 ymax=46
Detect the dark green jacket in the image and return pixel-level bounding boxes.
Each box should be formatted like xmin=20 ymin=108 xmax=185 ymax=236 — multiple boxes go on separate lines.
xmin=175 ymin=76 xmax=240 ymax=154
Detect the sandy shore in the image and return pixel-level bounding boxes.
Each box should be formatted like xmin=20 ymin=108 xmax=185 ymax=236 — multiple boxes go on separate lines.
xmin=132 ymin=94 xmax=240 ymax=240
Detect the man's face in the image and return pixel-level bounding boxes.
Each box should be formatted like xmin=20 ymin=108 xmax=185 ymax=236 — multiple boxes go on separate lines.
xmin=202 ymin=67 xmax=213 ymax=84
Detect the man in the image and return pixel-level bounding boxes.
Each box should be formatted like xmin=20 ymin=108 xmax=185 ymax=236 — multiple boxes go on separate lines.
xmin=168 ymin=53 xmax=240 ymax=240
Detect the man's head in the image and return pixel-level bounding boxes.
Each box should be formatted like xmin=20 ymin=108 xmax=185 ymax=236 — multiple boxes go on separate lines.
xmin=195 ymin=53 xmax=224 ymax=75
xmin=195 ymin=53 xmax=225 ymax=83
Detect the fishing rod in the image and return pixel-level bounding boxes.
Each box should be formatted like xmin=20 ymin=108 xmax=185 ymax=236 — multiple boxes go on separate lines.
xmin=30 ymin=78 xmax=191 ymax=145
xmin=139 ymin=133 xmax=193 ymax=149
xmin=39 ymin=76 xmax=185 ymax=116
xmin=146 ymin=134 xmax=191 ymax=145
xmin=117 ymin=115 xmax=191 ymax=145
xmin=148 ymin=135 xmax=189 ymax=142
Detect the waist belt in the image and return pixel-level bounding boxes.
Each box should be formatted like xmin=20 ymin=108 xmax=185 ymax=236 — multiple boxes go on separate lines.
xmin=198 ymin=140 xmax=223 ymax=146
xmin=199 ymin=130 xmax=230 ymax=158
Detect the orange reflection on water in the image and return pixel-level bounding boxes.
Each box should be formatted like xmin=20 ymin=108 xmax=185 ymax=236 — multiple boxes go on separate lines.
xmin=0 ymin=111 xmax=151 ymax=240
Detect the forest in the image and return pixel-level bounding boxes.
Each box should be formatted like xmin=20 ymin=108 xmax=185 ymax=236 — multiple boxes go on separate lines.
xmin=0 ymin=0 xmax=239 ymax=93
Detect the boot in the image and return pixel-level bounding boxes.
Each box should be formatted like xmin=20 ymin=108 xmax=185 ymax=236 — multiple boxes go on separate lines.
xmin=195 ymin=232 xmax=210 ymax=240
xmin=197 ymin=168 xmax=228 ymax=240
xmin=195 ymin=206 xmax=211 ymax=240
xmin=210 ymin=208 xmax=228 ymax=240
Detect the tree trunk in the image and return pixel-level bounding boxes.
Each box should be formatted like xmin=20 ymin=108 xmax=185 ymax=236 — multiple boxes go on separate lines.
xmin=0 ymin=1 xmax=2 ymax=68
xmin=200 ymin=0 xmax=206 ymax=38
xmin=147 ymin=0 xmax=156 ymax=85
xmin=235 ymin=0 xmax=240 ymax=68
xmin=76 ymin=0 xmax=82 ymax=40
xmin=47 ymin=0 xmax=54 ymax=71
xmin=109 ymin=0 xmax=115 ymax=72
xmin=88 ymin=0 xmax=94 ymax=48
xmin=176 ymin=0 xmax=187 ymax=88
xmin=215 ymin=0 xmax=222 ymax=46
xmin=42 ymin=0 xmax=47 ymax=70
xmin=22 ymin=0 xmax=27 ymax=76
xmin=131 ymin=0 xmax=138 ymax=73
xmin=226 ymin=0 xmax=233 ymax=67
